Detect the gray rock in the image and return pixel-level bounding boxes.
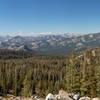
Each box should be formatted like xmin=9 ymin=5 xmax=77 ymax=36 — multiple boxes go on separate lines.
xmin=92 ymin=98 xmax=100 ymax=100
xmin=73 ymin=94 xmax=80 ymax=100
xmin=58 ymin=90 xmax=73 ymax=100
xmin=79 ymin=97 xmax=90 ymax=100
xmin=45 ymin=93 xmax=56 ymax=100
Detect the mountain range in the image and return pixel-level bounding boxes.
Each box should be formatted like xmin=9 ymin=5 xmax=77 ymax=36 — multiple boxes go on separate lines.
xmin=0 ymin=32 xmax=100 ymax=56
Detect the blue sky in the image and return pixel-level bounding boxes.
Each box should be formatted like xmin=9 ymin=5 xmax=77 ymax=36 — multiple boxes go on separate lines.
xmin=0 ymin=0 xmax=100 ymax=35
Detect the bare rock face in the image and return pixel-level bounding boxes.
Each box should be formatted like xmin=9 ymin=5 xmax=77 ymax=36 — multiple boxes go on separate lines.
xmin=79 ymin=97 xmax=90 ymax=100
xmin=45 ymin=93 xmax=56 ymax=100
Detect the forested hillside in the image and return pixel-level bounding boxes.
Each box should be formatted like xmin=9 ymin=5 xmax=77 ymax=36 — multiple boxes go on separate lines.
xmin=0 ymin=48 xmax=100 ymax=98
xmin=0 ymin=49 xmax=40 ymax=59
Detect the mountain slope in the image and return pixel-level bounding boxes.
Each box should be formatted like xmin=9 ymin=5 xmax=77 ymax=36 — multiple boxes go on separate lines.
xmin=0 ymin=33 xmax=100 ymax=55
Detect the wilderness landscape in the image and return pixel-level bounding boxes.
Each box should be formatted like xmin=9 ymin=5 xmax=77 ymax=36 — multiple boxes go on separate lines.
xmin=0 ymin=32 xmax=100 ymax=56
xmin=1 ymin=0 xmax=100 ymax=100
xmin=0 ymin=33 xmax=100 ymax=100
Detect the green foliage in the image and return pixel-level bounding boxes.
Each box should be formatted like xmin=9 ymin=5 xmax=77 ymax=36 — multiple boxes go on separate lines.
xmin=21 ymin=75 xmax=32 ymax=97
xmin=0 ymin=49 xmax=100 ymax=98
xmin=66 ymin=50 xmax=100 ymax=98
xmin=66 ymin=52 xmax=81 ymax=94
xmin=0 ymin=55 xmax=66 ymax=97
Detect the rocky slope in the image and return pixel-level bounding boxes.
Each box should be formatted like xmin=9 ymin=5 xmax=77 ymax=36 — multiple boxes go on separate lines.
xmin=0 ymin=32 xmax=100 ymax=55
xmin=0 ymin=90 xmax=100 ymax=100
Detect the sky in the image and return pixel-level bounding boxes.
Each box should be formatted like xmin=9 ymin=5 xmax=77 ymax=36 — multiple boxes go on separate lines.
xmin=0 ymin=0 xmax=100 ymax=35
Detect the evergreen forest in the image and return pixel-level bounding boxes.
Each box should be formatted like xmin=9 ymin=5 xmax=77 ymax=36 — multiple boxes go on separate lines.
xmin=0 ymin=48 xmax=100 ymax=98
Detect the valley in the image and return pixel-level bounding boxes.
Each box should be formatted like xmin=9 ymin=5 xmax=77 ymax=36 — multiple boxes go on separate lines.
xmin=1 ymin=33 xmax=100 ymax=56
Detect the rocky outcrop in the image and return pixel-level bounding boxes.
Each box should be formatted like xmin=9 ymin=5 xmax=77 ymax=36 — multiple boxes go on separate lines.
xmin=1 ymin=90 xmax=100 ymax=100
xmin=92 ymin=98 xmax=100 ymax=100
xmin=79 ymin=97 xmax=90 ymax=100
xmin=45 ymin=90 xmax=73 ymax=100
xmin=73 ymin=94 xmax=80 ymax=100
xmin=57 ymin=90 xmax=73 ymax=100
xmin=45 ymin=93 xmax=56 ymax=100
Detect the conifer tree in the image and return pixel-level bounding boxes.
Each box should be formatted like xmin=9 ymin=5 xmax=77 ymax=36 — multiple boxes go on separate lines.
xmin=96 ymin=65 xmax=100 ymax=96
xmin=88 ymin=56 xmax=97 ymax=97
xmin=80 ymin=53 xmax=97 ymax=97
xmin=21 ymin=75 xmax=32 ymax=97
xmin=80 ymin=55 xmax=91 ymax=96
xmin=35 ymin=80 xmax=42 ymax=96
xmin=66 ymin=52 xmax=81 ymax=94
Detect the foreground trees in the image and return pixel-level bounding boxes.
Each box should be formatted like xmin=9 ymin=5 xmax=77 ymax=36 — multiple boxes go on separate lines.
xmin=66 ymin=52 xmax=81 ymax=95
xmin=66 ymin=50 xmax=100 ymax=98
xmin=0 ymin=56 xmax=67 ymax=97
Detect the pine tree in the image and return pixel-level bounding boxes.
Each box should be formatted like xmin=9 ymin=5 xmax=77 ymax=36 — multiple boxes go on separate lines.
xmin=80 ymin=53 xmax=97 ymax=97
xmin=35 ymin=80 xmax=42 ymax=96
xmin=96 ymin=65 xmax=100 ymax=96
xmin=21 ymin=75 xmax=32 ymax=97
xmin=66 ymin=57 xmax=73 ymax=93
xmin=72 ymin=68 xmax=81 ymax=94
xmin=66 ymin=52 xmax=81 ymax=94
xmin=80 ymin=55 xmax=90 ymax=96
xmin=54 ymin=81 xmax=59 ymax=93
xmin=88 ymin=56 xmax=97 ymax=97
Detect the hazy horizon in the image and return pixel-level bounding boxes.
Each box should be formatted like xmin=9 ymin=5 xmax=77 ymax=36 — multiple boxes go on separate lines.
xmin=0 ymin=0 xmax=100 ymax=35
xmin=0 ymin=31 xmax=98 ymax=36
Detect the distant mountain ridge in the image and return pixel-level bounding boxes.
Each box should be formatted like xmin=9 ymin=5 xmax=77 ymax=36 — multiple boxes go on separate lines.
xmin=0 ymin=32 xmax=100 ymax=56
